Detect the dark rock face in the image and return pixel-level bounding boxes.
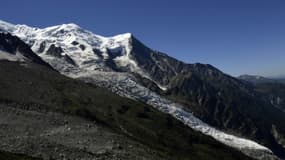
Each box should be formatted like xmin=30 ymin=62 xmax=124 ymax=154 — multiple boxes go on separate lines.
xmin=46 ymin=44 xmax=76 ymax=66
xmin=0 ymin=61 xmax=253 ymax=160
xmin=121 ymin=36 xmax=285 ymax=159
xmin=255 ymin=83 xmax=285 ymax=112
xmin=93 ymin=48 xmax=102 ymax=58
xmin=0 ymin=32 xmax=51 ymax=67
xmin=128 ymin=37 xmax=185 ymax=85
xmin=71 ymin=41 xmax=79 ymax=45
xmin=46 ymin=44 xmax=64 ymax=58
xmin=64 ymin=55 xmax=76 ymax=66
xmin=79 ymin=44 xmax=85 ymax=51
xmin=0 ymin=27 xmax=274 ymax=159
xmin=171 ymin=71 xmax=285 ymax=158
xmin=0 ymin=30 xmax=283 ymax=159
xmin=164 ymin=68 xmax=285 ymax=158
xmin=37 ymin=41 xmax=46 ymax=53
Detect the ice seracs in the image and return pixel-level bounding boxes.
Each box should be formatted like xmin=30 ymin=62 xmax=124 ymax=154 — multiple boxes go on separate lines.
xmin=0 ymin=20 xmax=276 ymax=160
xmin=73 ymin=71 xmax=273 ymax=159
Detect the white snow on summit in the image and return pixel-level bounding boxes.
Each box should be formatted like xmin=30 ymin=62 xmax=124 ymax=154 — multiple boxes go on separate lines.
xmin=3 ymin=21 xmax=150 ymax=78
xmin=0 ymin=20 xmax=276 ymax=159
xmin=0 ymin=21 xmax=161 ymax=87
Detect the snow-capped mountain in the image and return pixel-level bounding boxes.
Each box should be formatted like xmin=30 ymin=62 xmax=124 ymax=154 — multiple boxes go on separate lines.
xmin=0 ymin=32 xmax=258 ymax=160
xmin=0 ymin=20 xmax=282 ymax=159
xmin=0 ymin=20 xmax=149 ymax=80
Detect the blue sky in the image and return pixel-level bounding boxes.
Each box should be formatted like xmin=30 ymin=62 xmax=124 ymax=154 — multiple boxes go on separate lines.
xmin=1 ymin=0 xmax=285 ymax=77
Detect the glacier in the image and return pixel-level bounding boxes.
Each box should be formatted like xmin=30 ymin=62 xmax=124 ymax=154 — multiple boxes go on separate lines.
xmin=0 ymin=19 xmax=278 ymax=159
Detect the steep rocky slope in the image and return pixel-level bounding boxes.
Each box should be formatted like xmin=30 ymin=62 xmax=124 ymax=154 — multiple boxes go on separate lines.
xmin=0 ymin=20 xmax=283 ymax=159
xmin=0 ymin=33 xmax=253 ymax=160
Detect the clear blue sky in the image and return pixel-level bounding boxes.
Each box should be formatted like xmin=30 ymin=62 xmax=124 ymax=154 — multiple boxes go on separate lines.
xmin=1 ymin=0 xmax=285 ymax=77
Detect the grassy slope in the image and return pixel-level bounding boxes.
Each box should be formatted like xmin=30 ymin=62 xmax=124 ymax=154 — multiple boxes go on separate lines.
xmin=0 ymin=61 xmax=252 ymax=160
xmin=0 ymin=150 xmax=41 ymax=160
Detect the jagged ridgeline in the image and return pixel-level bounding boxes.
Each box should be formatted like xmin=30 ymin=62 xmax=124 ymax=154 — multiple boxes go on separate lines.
xmin=0 ymin=32 xmax=253 ymax=160
xmin=0 ymin=20 xmax=284 ymax=159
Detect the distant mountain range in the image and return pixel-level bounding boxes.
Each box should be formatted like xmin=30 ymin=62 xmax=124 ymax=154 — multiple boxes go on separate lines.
xmin=238 ymin=74 xmax=285 ymax=85
xmin=0 ymin=20 xmax=284 ymax=160
xmin=238 ymin=75 xmax=285 ymax=113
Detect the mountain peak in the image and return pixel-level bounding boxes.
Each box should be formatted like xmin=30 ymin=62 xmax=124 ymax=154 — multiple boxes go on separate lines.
xmin=110 ymin=32 xmax=133 ymax=41
xmin=0 ymin=19 xmax=282 ymax=159
xmin=117 ymin=32 xmax=132 ymax=38
xmin=0 ymin=20 xmax=138 ymax=75
xmin=63 ymin=23 xmax=80 ymax=27
xmin=58 ymin=23 xmax=81 ymax=30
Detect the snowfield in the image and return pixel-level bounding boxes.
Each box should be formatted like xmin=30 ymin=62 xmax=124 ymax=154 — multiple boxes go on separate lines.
xmin=0 ymin=20 xmax=277 ymax=159
xmin=70 ymin=71 xmax=274 ymax=159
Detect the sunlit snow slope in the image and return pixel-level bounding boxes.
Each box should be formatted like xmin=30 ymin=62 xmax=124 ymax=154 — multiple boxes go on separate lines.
xmin=0 ymin=20 xmax=277 ymax=160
